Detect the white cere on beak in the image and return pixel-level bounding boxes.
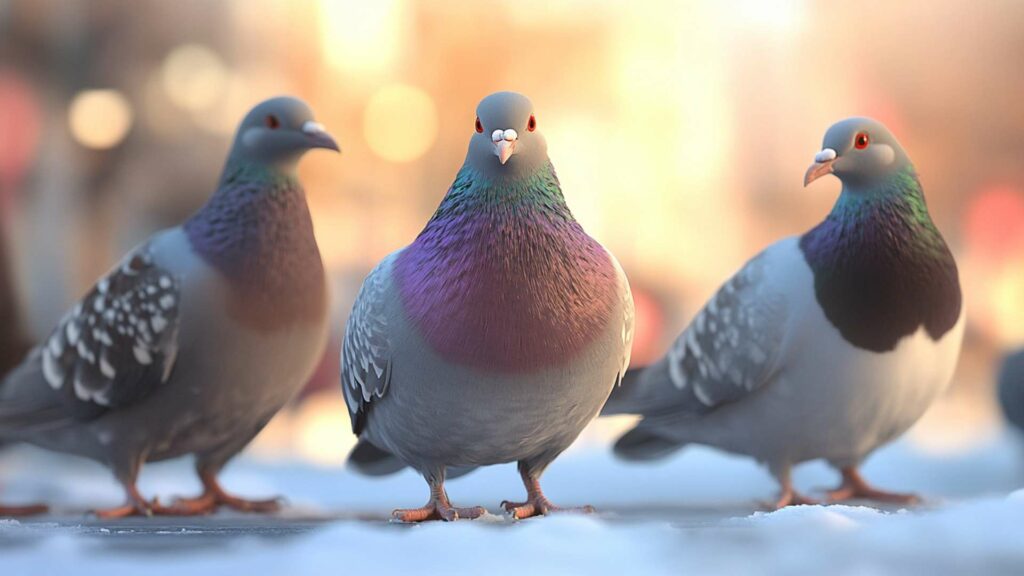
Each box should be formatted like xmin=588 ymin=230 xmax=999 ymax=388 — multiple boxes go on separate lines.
xmin=502 ymin=129 xmax=518 ymax=141
xmin=303 ymin=121 xmax=327 ymax=135
xmin=814 ymin=148 xmax=837 ymax=163
xmin=492 ymin=129 xmax=504 ymax=143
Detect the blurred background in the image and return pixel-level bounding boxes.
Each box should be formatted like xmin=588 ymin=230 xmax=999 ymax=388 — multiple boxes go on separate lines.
xmin=0 ymin=0 xmax=1022 ymax=470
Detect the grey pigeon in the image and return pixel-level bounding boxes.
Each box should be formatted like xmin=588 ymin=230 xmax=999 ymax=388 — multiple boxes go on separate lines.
xmin=602 ymin=118 xmax=964 ymax=508
xmin=341 ymin=91 xmax=634 ymax=521
xmin=0 ymin=96 xmax=338 ymax=517
xmin=998 ymin=349 xmax=1024 ymax=435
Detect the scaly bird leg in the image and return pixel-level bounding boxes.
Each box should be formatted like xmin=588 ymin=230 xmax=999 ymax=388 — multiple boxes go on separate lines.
xmin=392 ymin=478 xmax=485 ymax=523
xmin=764 ymin=467 xmax=819 ymax=510
xmin=93 ymin=482 xmax=175 ymax=519
xmin=501 ymin=463 xmax=595 ymax=520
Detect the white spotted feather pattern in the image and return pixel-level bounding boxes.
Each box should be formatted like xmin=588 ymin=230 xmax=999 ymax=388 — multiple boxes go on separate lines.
xmin=39 ymin=245 xmax=181 ymax=409
xmin=664 ymin=252 xmax=787 ymax=411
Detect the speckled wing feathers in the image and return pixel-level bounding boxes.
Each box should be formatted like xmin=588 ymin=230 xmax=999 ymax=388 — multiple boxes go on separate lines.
xmin=38 ymin=245 xmax=181 ymax=413
xmin=341 ymin=255 xmax=394 ymax=434
xmin=655 ymin=252 xmax=787 ymax=418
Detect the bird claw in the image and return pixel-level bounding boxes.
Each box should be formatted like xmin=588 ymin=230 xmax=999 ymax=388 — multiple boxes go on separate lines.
xmin=762 ymin=490 xmax=819 ymax=510
xmin=0 ymin=503 xmax=49 ymax=517
xmin=391 ymin=500 xmax=485 ymax=523
xmin=501 ymin=497 xmax=595 ymax=520
xmin=93 ymin=497 xmax=168 ymax=519
xmin=163 ymin=492 xmax=285 ymax=516
xmin=217 ymin=494 xmax=285 ymax=513
xmin=826 ymin=467 xmax=922 ymax=506
xmin=826 ymin=485 xmax=921 ymax=505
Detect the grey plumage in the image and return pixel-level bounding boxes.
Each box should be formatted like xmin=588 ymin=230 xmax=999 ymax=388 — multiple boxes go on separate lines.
xmin=342 ymin=92 xmax=634 ymax=521
xmin=0 ymin=96 xmax=338 ymax=517
xmin=604 ymin=118 xmax=964 ymax=508
xmin=998 ymin=349 xmax=1024 ymax=434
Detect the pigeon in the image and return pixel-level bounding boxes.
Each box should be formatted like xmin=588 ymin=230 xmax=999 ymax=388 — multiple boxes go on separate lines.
xmin=998 ymin=349 xmax=1024 ymax=435
xmin=341 ymin=91 xmax=634 ymax=521
xmin=602 ymin=117 xmax=964 ymax=509
xmin=0 ymin=96 xmax=338 ymax=517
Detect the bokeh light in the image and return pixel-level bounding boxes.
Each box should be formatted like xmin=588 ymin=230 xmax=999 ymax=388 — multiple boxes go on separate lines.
xmin=991 ymin=262 xmax=1024 ymax=345
xmin=67 ymin=89 xmax=134 ymax=150
xmin=318 ymin=0 xmax=408 ymax=76
xmin=0 ymin=71 xmax=41 ymax=188
xmin=0 ymin=0 xmax=1020 ymax=466
xmin=964 ymin=185 xmax=1024 ymax=265
xmin=161 ymin=44 xmax=228 ymax=112
xmin=362 ymin=83 xmax=438 ymax=163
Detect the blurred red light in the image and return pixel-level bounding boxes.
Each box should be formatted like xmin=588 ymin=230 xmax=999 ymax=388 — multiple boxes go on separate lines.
xmin=0 ymin=71 xmax=42 ymax=192
xmin=964 ymin=184 xmax=1024 ymax=264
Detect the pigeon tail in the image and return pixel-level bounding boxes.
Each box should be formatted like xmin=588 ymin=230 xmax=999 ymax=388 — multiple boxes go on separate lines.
xmin=347 ymin=439 xmax=478 ymax=479
xmin=612 ymin=427 xmax=686 ymax=461
xmin=601 ymin=365 xmax=652 ymax=416
xmin=347 ymin=439 xmax=407 ymax=476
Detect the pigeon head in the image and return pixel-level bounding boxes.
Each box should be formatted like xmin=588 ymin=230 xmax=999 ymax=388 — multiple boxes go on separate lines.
xmin=466 ymin=92 xmax=548 ymax=178
xmin=804 ymin=117 xmax=910 ymax=189
xmin=229 ymin=96 xmax=339 ymax=169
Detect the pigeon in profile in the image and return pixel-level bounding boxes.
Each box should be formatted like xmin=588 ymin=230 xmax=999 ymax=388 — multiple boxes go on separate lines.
xmin=0 ymin=97 xmax=338 ymax=517
xmin=342 ymin=91 xmax=634 ymax=521
xmin=602 ymin=118 xmax=964 ymax=508
xmin=998 ymin=349 xmax=1024 ymax=435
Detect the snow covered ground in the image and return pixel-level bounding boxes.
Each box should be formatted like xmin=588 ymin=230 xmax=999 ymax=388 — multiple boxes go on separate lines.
xmin=1 ymin=420 xmax=1022 ymax=576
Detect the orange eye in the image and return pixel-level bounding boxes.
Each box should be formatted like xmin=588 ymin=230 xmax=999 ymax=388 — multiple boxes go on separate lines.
xmin=475 ymin=117 xmax=483 ymax=133
xmin=527 ymin=114 xmax=536 ymax=132
xmin=854 ymin=132 xmax=869 ymax=149
xmin=265 ymin=115 xmax=280 ymax=129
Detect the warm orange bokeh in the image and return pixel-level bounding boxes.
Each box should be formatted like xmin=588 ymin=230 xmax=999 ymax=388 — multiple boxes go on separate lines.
xmin=0 ymin=0 xmax=1020 ymax=460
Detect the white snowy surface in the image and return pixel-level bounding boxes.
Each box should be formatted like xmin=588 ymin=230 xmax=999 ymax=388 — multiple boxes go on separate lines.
xmin=1 ymin=423 xmax=1022 ymax=576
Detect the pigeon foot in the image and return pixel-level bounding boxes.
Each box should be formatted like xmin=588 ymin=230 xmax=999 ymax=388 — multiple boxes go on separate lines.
xmin=392 ymin=500 xmax=486 ymax=522
xmin=763 ymin=488 xmax=819 ymax=510
xmin=0 ymin=503 xmax=49 ymax=517
xmin=164 ymin=470 xmax=284 ymax=515
xmin=92 ymin=494 xmax=177 ymax=519
xmin=504 ymin=465 xmax=595 ymax=520
xmin=501 ymin=495 xmax=595 ymax=520
xmin=392 ymin=482 xmax=485 ymax=523
xmin=826 ymin=467 xmax=921 ymax=505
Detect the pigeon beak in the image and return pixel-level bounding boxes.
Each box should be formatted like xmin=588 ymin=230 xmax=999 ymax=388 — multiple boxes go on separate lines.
xmin=804 ymin=148 xmax=837 ymax=187
xmin=494 ymin=139 xmax=517 ymax=165
xmin=302 ymin=121 xmax=341 ymax=153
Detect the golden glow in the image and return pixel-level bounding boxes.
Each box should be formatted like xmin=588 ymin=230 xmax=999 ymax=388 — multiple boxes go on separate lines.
xmin=294 ymin=393 xmax=354 ymax=466
xmin=67 ymin=89 xmax=134 ymax=149
xmin=196 ymin=67 xmax=292 ymax=135
xmin=363 ymin=83 xmax=438 ymax=163
xmin=991 ymin=262 xmax=1024 ymax=345
xmin=318 ymin=0 xmax=407 ymax=76
xmin=161 ymin=44 xmax=227 ymax=112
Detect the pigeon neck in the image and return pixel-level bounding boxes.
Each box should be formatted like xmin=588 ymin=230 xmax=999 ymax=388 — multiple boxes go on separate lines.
xmin=441 ymin=160 xmax=575 ymax=218
xmin=831 ymin=166 xmax=932 ymax=225
xmin=217 ymin=155 xmax=299 ymax=189
xmin=393 ymin=160 xmax=618 ymax=373
xmin=183 ymin=158 xmax=326 ymax=330
xmin=799 ymin=165 xmax=961 ymax=352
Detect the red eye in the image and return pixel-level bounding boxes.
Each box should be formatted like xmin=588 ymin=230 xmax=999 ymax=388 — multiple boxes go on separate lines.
xmin=854 ymin=132 xmax=869 ymax=149
xmin=265 ymin=115 xmax=280 ymax=129
xmin=475 ymin=117 xmax=483 ymax=133
xmin=527 ymin=114 xmax=536 ymax=132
